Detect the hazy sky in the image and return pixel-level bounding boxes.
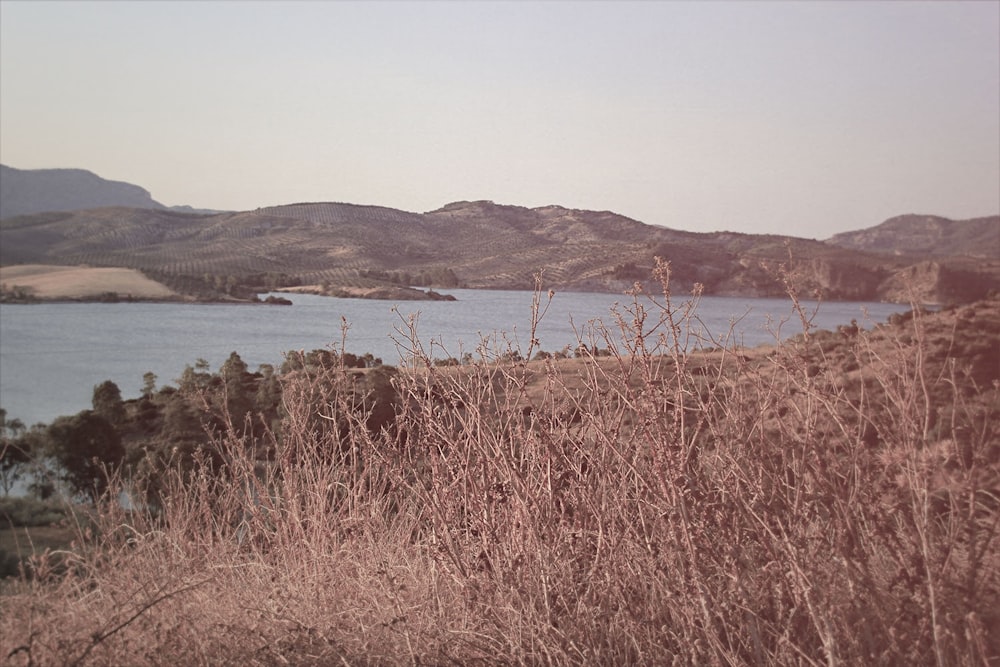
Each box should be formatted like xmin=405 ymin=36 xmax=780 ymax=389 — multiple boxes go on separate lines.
xmin=1 ymin=1 xmax=997 ymax=237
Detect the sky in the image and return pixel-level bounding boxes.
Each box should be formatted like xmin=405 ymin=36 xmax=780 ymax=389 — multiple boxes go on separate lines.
xmin=1 ymin=1 xmax=997 ymax=238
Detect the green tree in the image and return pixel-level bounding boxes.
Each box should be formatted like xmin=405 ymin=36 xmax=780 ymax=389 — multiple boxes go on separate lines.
xmin=161 ymin=395 xmax=203 ymax=441
xmin=141 ymin=372 xmax=157 ymax=399
xmin=46 ymin=411 xmax=125 ymax=501
xmin=92 ymin=380 xmax=126 ymax=426
xmin=219 ymin=351 xmax=253 ymax=425
xmin=220 ymin=351 xmax=248 ymax=382
xmin=255 ymin=364 xmax=283 ymax=432
xmin=0 ymin=409 xmax=29 ymax=495
xmin=178 ymin=359 xmax=212 ymax=393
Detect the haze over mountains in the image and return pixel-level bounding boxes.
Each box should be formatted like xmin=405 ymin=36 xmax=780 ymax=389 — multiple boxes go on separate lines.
xmin=0 ymin=165 xmax=223 ymax=219
xmin=1 ymin=165 xmax=997 ymax=304
xmin=0 ymin=165 xmax=165 ymax=219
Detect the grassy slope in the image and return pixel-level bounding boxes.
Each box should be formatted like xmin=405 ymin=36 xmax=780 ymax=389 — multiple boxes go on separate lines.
xmin=1 ymin=286 xmax=997 ymax=665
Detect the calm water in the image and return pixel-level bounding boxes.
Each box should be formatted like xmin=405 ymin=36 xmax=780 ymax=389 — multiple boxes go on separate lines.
xmin=0 ymin=289 xmax=908 ymax=427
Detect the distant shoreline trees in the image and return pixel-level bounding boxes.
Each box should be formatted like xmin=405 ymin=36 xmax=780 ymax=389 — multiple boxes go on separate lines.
xmin=0 ymin=349 xmax=395 ymax=507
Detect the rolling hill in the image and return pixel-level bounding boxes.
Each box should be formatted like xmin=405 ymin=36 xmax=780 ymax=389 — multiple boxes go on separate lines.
xmin=0 ymin=165 xmax=996 ymax=303
xmin=2 ymin=197 xmax=996 ymax=304
xmin=827 ymin=214 xmax=999 ymax=258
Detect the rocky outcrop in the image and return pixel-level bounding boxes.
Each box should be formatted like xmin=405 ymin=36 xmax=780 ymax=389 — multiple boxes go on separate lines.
xmin=797 ymin=258 xmax=884 ymax=301
xmin=877 ymin=261 xmax=996 ymax=305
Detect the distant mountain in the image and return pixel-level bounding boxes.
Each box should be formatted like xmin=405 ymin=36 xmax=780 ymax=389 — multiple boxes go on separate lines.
xmin=1 ymin=165 xmax=995 ymax=303
xmin=0 ymin=165 xmax=169 ymax=220
xmin=827 ymin=214 xmax=999 ymax=258
xmin=2 ymin=198 xmax=996 ymax=304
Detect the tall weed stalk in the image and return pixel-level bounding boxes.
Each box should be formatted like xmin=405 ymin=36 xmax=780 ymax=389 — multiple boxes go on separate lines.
xmin=2 ymin=271 xmax=997 ymax=665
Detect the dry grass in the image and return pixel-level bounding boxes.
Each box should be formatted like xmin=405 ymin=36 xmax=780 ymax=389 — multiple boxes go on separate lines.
xmin=2 ymin=268 xmax=997 ymax=665
xmin=0 ymin=265 xmax=177 ymax=299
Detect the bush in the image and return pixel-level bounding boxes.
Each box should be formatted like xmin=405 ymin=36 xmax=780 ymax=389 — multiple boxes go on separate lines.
xmin=0 ymin=272 xmax=996 ymax=665
xmin=0 ymin=497 xmax=68 ymax=528
xmin=0 ymin=548 xmax=21 ymax=579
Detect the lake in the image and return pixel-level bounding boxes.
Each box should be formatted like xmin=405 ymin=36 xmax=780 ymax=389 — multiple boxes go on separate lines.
xmin=0 ymin=289 xmax=909 ymax=427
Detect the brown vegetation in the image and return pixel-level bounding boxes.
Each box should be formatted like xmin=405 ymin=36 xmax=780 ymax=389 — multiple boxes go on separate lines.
xmin=1 ymin=270 xmax=998 ymax=665
xmin=0 ymin=265 xmax=177 ymax=301
xmin=827 ymin=214 xmax=1000 ymax=259
xmin=2 ymin=201 xmax=995 ymax=303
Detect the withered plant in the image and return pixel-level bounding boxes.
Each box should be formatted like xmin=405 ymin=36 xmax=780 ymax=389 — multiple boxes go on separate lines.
xmin=3 ymin=267 xmax=997 ymax=665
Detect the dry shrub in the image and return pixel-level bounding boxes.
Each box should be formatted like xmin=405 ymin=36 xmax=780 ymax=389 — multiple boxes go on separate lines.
xmin=2 ymin=266 xmax=998 ymax=665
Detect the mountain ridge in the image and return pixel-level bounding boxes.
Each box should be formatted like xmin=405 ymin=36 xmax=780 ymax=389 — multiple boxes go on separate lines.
xmin=0 ymin=165 xmax=227 ymax=219
xmin=1 ymin=166 xmax=997 ymax=304
xmin=0 ymin=165 xmax=166 ymax=219
xmin=827 ymin=213 xmax=999 ymax=258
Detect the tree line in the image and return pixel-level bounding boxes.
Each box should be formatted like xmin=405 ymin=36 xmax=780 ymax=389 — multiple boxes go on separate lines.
xmin=359 ymin=267 xmax=461 ymax=288
xmin=0 ymin=349 xmax=394 ymax=507
xmin=0 ymin=338 xmax=617 ymax=506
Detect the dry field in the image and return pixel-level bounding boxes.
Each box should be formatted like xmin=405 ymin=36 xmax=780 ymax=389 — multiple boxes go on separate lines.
xmin=0 ymin=264 xmax=177 ymax=300
xmin=1 ymin=272 xmax=997 ymax=665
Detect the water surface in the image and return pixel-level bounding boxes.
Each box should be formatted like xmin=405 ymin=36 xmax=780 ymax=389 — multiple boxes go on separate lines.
xmin=0 ymin=289 xmax=907 ymax=426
